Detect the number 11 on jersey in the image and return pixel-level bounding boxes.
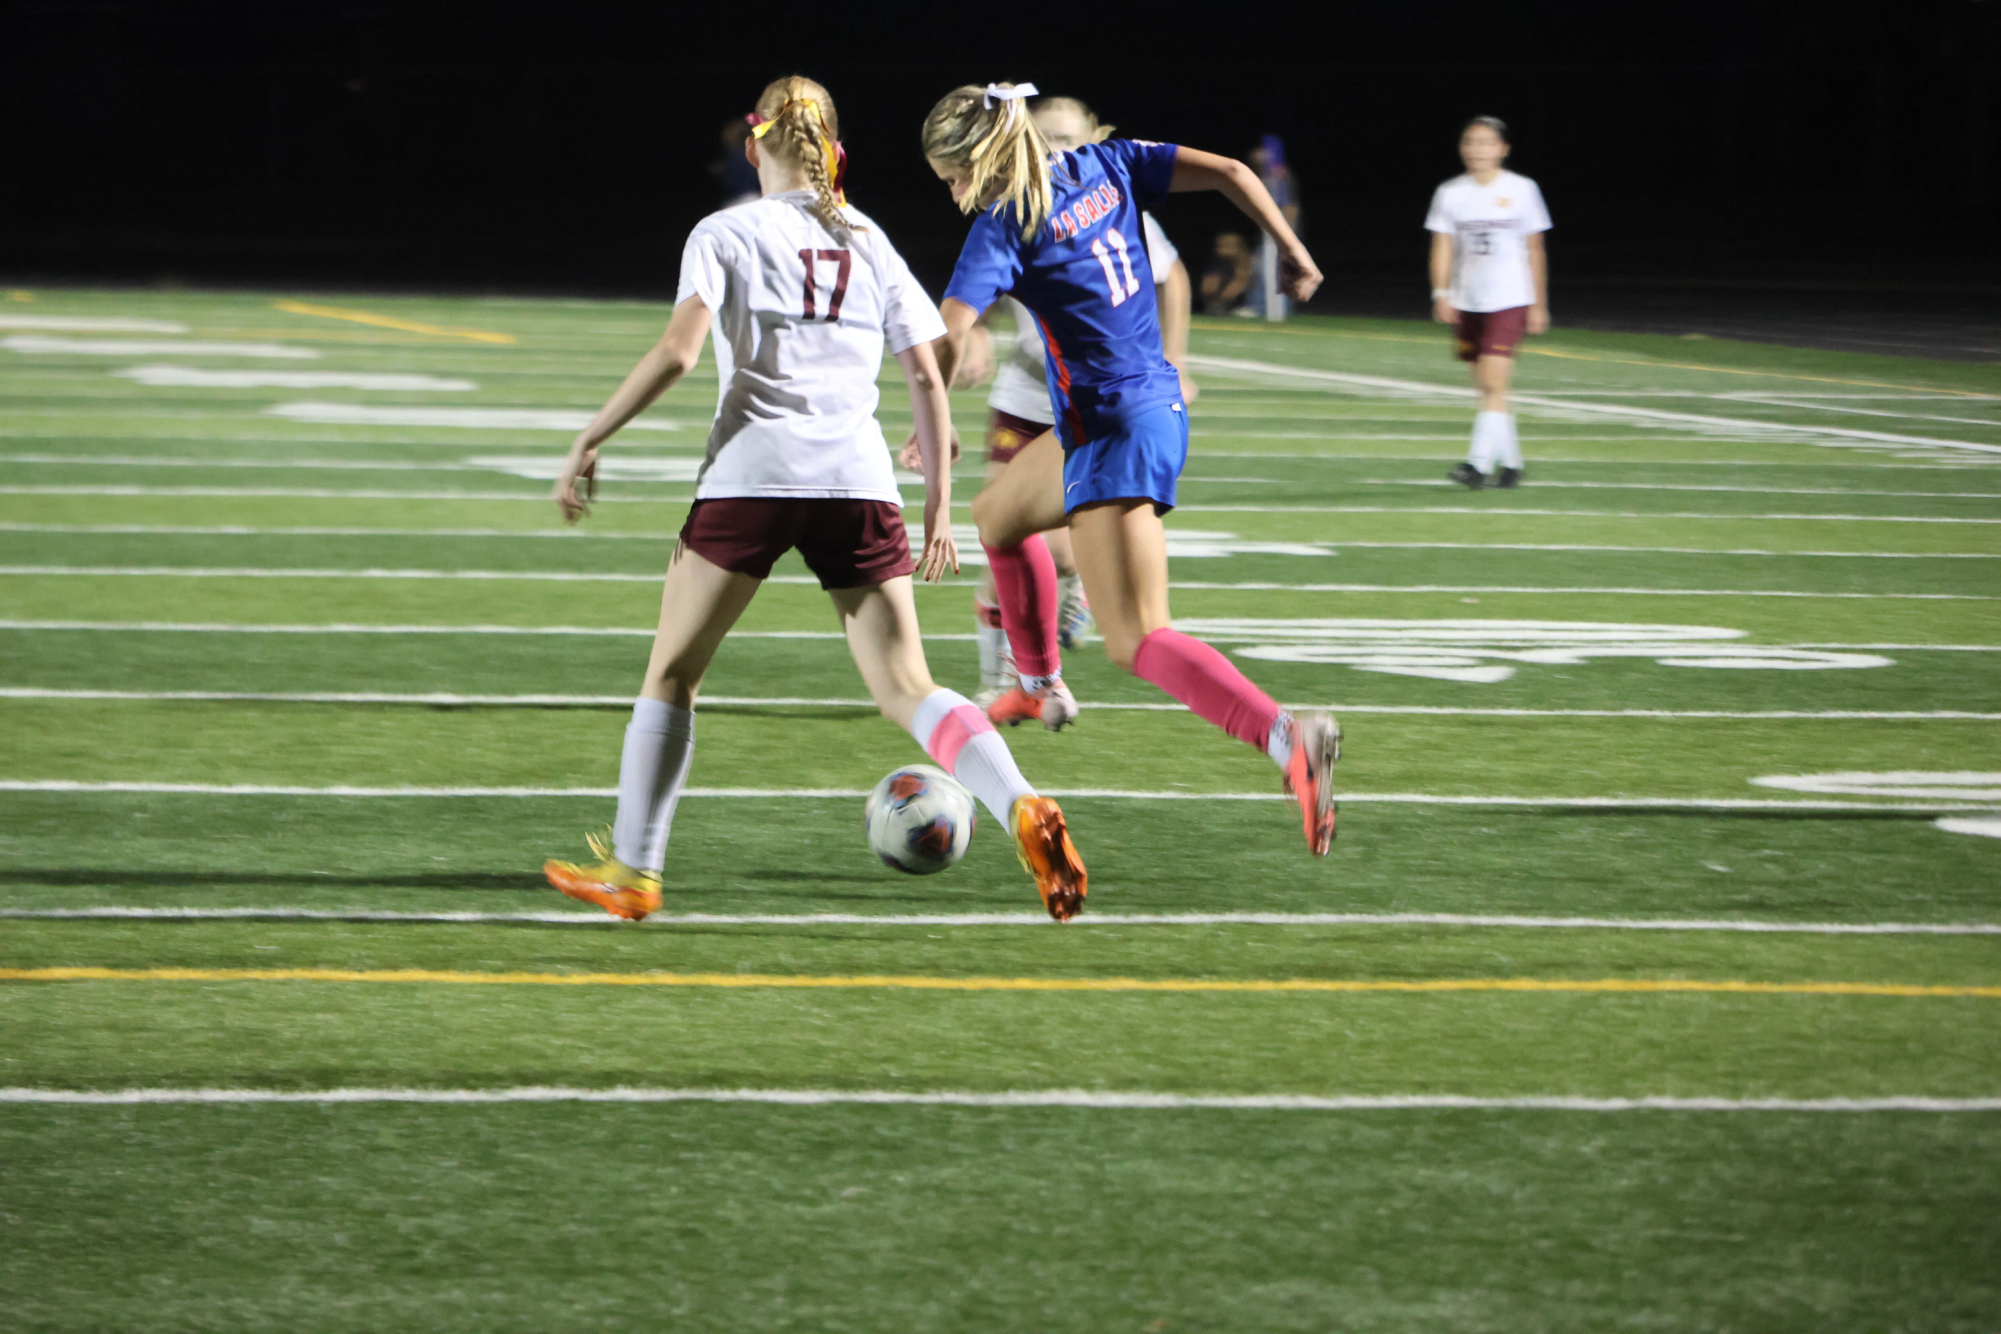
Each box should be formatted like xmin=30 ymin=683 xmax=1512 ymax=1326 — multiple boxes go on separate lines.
xmin=1090 ymin=228 xmax=1140 ymax=307
xmin=799 ymin=248 xmax=852 ymax=322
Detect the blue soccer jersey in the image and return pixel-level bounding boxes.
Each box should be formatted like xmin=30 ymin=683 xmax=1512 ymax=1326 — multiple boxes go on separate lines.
xmin=944 ymin=139 xmax=1184 ymax=447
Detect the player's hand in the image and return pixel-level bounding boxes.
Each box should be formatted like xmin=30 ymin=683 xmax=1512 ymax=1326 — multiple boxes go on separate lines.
xmin=1279 ymin=244 xmax=1323 ymax=303
xmin=552 ymin=438 xmax=600 ymax=524
xmin=898 ymin=431 xmax=961 ymax=472
xmin=954 ymin=326 xmax=995 ymax=387
xmin=1433 ymin=298 xmax=1458 ymax=325
xmin=1177 ymin=366 xmax=1201 ymax=406
xmin=1527 ymin=303 xmax=1550 ymax=335
xmin=917 ymin=521 xmax=960 ymax=584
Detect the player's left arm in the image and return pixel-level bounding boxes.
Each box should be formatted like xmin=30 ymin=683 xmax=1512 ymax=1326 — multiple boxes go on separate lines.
xmin=1168 ymin=148 xmax=1322 ymax=302
xmin=1158 ymin=259 xmax=1198 ymax=403
xmin=553 ymin=294 xmax=711 ymax=524
xmin=1526 ymin=232 xmax=1550 ymax=334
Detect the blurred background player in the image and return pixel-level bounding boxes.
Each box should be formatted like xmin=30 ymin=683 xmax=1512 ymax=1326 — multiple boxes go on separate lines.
xmin=1427 ymin=115 xmax=1551 ymax=489
xmin=1248 ymin=135 xmax=1301 ymax=319
xmin=923 ymin=81 xmax=1342 ymax=856
xmin=1202 ymin=233 xmax=1255 ymax=315
xmin=543 ymin=76 xmax=1086 ymax=923
xmin=954 ymin=94 xmax=1199 ymax=713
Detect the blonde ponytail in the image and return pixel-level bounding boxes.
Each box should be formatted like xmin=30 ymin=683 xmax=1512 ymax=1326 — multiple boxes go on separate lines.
xmin=921 ymin=83 xmax=1054 ymax=240
xmin=751 ymin=75 xmax=854 ymax=235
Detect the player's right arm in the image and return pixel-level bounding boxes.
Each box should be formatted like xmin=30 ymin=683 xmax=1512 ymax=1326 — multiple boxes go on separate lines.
xmin=553 ymin=294 xmax=711 ymax=524
xmin=896 ymin=337 xmax=960 ymax=583
xmin=1430 ymin=232 xmax=1456 ymax=324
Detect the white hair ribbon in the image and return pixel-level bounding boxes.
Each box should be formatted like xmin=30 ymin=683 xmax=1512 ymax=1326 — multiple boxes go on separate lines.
xmin=982 ymin=82 xmax=1039 ymax=123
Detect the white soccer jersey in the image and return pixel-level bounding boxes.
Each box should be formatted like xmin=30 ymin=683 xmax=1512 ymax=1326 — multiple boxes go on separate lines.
xmin=988 ymin=211 xmax=1180 ymax=426
xmin=675 ymin=191 xmax=946 ymax=501
xmin=1424 ymin=170 xmax=1551 ymax=313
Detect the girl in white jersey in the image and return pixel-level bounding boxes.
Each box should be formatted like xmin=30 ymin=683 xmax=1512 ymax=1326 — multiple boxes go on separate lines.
xmin=1425 ymin=116 xmax=1551 ymax=488
xmin=541 ymin=76 xmax=1086 ymax=923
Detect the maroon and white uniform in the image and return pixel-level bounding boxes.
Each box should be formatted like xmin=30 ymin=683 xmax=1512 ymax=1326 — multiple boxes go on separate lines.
xmin=1424 ymin=169 xmax=1551 ymax=361
xmin=674 ymin=190 xmax=946 ymax=585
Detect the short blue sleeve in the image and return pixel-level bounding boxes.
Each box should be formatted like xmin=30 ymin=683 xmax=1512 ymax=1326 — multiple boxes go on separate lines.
xmin=1096 ymin=139 xmax=1180 ymax=207
xmin=942 ymin=210 xmax=1023 ymax=315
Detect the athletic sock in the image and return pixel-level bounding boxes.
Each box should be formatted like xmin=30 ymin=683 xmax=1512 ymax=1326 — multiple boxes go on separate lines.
xmin=1468 ymin=410 xmax=1508 ymax=474
xmin=974 ymin=599 xmax=1011 ymax=691
xmin=908 ymin=687 xmax=1037 ymax=827
xmin=984 ymin=534 xmax=1061 ymax=681
xmin=611 ymin=697 xmax=696 ymax=873
xmin=1265 ymin=711 xmax=1296 ymax=772
xmin=1498 ymin=413 xmax=1524 ymax=470
xmin=1131 ymin=628 xmax=1285 ymax=765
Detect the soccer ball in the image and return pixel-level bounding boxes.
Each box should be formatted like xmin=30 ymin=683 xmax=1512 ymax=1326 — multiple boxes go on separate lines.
xmin=865 ymin=765 xmax=975 ymax=875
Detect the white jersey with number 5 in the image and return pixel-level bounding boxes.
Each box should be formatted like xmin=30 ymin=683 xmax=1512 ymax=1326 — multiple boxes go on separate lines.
xmin=1424 ymin=170 xmax=1551 ymax=313
xmin=675 ymin=190 xmax=946 ymax=502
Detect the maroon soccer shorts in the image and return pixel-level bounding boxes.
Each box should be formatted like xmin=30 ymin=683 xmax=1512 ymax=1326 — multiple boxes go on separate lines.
xmin=1454 ymin=305 xmax=1531 ymax=362
xmin=986 ymin=409 xmax=1050 ymax=466
xmin=679 ymin=498 xmax=915 ymax=589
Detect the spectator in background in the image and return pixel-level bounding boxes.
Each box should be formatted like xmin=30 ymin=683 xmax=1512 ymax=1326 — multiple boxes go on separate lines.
xmin=711 ymin=119 xmax=760 ymax=207
xmin=1247 ymin=134 xmax=1301 ymax=316
xmin=1203 ymin=233 xmax=1255 ymax=315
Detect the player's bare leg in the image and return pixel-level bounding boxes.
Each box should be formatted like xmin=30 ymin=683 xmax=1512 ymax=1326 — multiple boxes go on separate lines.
xmin=837 ymin=574 xmax=1086 ymax=920
xmin=1070 ymin=499 xmax=1339 ymax=854
xmin=543 ymin=542 xmax=760 ymax=919
xmin=971 ymin=430 xmax=1080 ymax=731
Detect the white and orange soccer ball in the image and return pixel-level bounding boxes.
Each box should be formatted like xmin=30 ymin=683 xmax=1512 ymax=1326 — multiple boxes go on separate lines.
xmin=864 ymin=765 xmax=975 ymax=875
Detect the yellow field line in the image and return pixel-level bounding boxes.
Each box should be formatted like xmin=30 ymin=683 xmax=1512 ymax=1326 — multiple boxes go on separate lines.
xmin=1189 ymin=317 xmax=1990 ymax=397
xmin=273 ymin=301 xmax=517 ymax=345
xmin=3 ymin=966 xmax=1996 ymax=997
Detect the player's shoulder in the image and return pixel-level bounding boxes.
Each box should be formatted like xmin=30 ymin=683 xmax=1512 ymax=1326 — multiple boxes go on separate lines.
xmin=1435 ymin=172 xmax=1478 ymax=195
xmin=1501 ymin=169 xmax=1542 ymax=192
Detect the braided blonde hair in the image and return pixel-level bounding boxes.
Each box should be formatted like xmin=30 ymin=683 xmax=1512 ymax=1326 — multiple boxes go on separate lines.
xmin=921 ymin=83 xmax=1053 ymax=240
xmin=753 ymin=75 xmax=852 ymax=234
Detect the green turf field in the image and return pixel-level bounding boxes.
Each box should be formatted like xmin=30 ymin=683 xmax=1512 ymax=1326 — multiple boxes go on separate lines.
xmin=2 ymin=288 xmax=1998 ymax=1330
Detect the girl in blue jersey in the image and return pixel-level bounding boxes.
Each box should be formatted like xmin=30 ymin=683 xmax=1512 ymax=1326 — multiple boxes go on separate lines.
xmin=920 ymin=82 xmax=1343 ymax=855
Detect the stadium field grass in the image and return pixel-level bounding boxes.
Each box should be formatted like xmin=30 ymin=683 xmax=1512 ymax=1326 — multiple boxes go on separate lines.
xmin=1 ymin=288 xmax=1997 ymax=1329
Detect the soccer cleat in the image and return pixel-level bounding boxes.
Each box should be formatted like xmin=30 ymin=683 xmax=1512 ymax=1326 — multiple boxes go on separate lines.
xmin=988 ymin=680 xmax=1080 ymax=731
xmin=1011 ymin=795 xmax=1087 ymax=921
xmin=1057 ymin=576 xmax=1094 ymax=650
xmin=1281 ymin=710 xmax=1342 ymax=856
xmin=1447 ymin=462 xmax=1488 ymax=490
xmin=1495 ymin=466 xmax=1524 ymax=489
xmin=542 ymin=842 xmax=662 ymax=921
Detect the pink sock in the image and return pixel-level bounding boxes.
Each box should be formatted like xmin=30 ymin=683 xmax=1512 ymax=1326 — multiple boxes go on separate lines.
xmin=1132 ymin=628 xmax=1281 ymax=752
xmin=984 ymin=534 xmax=1061 ymax=679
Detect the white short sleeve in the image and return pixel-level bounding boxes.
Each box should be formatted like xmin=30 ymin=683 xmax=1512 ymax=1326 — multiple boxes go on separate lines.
xmin=675 ymin=222 xmax=729 ymax=310
xmin=1424 ymin=185 xmax=1453 ymax=233
xmin=1141 ymin=213 xmax=1179 ymax=284
xmin=1522 ymin=180 xmax=1552 ymax=233
xmin=871 ymin=234 xmax=947 ymax=354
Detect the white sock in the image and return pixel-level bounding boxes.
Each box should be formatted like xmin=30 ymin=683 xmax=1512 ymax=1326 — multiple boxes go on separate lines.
xmin=1266 ymin=711 xmax=1295 ymax=771
xmin=1468 ymin=411 xmax=1508 ymax=473
xmin=1498 ymin=413 xmax=1523 ymax=470
xmin=612 ymin=697 xmax=695 ymax=872
xmin=975 ymin=606 xmax=1011 ymax=690
xmin=908 ymin=687 xmax=1037 ymax=827
xmin=1019 ymin=671 xmax=1062 ymax=696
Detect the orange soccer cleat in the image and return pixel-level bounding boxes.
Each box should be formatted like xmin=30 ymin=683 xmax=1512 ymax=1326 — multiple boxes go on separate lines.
xmin=1011 ymin=794 xmax=1087 ymax=922
xmin=542 ymin=840 xmax=663 ymax=921
xmin=987 ymin=680 xmax=1081 ymax=732
xmin=1282 ymin=711 xmax=1342 ymax=856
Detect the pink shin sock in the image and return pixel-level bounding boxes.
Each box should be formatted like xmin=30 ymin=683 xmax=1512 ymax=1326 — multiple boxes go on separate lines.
xmin=984 ymin=534 xmax=1062 ymax=680
xmin=1132 ymin=628 xmax=1281 ymax=752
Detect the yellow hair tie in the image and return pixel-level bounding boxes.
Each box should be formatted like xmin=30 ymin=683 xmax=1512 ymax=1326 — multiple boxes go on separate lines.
xmin=748 ymin=100 xmax=844 ymax=204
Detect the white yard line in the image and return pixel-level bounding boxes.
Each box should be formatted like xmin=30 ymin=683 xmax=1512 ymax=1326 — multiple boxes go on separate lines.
xmin=1731 ymin=396 xmax=2001 ymax=430
xmin=0 ymin=486 xmax=688 ymax=501
xmin=1 ymin=566 xmax=1987 ymax=600
xmin=3 ymin=689 xmax=1993 ymax=721
xmin=1175 ymin=504 xmax=2001 ymax=524
xmin=0 ymin=316 xmax=189 ymax=333
xmin=0 ymin=454 xmax=594 ymax=473
xmin=1184 ymin=354 xmax=2001 ymax=456
xmin=1 ymin=336 xmax=319 ymax=358
xmin=3 ymin=523 xmax=1990 ymax=560
xmin=1370 ymin=479 xmax=2001 ymax=499
xmin=4 ymin=906 xmax=1995 ymax=935
xmin=3 ymin=1086 xmax=1994 ymax=1112
xmin=0 ymin=780 xmax=1989 ymax=812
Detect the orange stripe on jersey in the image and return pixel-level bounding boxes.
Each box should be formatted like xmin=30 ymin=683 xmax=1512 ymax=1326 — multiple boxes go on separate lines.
xmin=1033 ymin=312 xmax=1089 ymax=446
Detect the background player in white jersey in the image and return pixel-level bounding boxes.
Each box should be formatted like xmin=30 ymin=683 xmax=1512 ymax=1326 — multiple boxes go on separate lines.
xmin=914 ymin=95 xmax=1201 ymax=716
xmin=541 ymin=76 xmax=1086 ymax=923
xmin=1426 ymin=116 xmax=1551 ymax=489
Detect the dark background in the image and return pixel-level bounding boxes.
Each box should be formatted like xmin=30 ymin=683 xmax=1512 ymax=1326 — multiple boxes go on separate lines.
xmin=1 ymin=0 xmax=1996 ymax=351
